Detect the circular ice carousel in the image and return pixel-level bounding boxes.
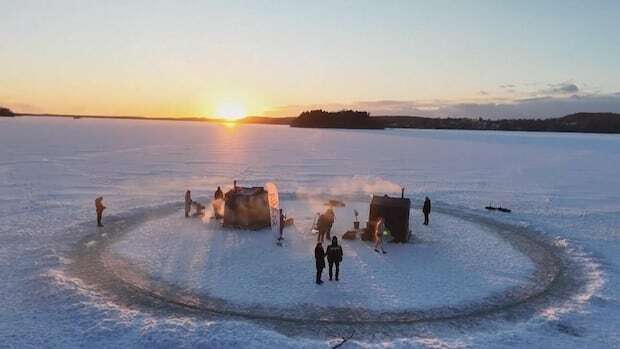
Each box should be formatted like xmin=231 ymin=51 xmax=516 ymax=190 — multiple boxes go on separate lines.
xmin=67 ymin=195 xmax=567 ymax=324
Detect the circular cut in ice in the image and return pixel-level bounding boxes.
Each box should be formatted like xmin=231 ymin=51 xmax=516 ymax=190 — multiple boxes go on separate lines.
xmin=107 ymin=199 xmax=536 ymax=314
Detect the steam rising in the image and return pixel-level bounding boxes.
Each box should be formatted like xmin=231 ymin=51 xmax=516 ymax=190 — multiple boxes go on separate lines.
xmin=297 ymin=176 xmax=402 ymax=215
xmin=297 ymin=175 xmax=402 ymax=197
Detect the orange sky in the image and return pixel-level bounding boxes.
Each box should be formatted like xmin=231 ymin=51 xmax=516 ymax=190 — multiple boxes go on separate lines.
xmin=2 ymin=2 xmax=619 ymax=119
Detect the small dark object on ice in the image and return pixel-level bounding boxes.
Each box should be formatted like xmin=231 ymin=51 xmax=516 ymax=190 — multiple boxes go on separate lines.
xmin=192 ymin=201 xmax=206 ymax=217
xmin=324 ymin=199 xmax=346 ymax=207
xmin=360 ymin=227 xmax=372 ymax=241
xmin=331 ymin=330 xmax=355 ymax=349
xmin=485 ymin=205 xmax=511 ymax=213
xmin=374 ymin=249 xmax=387 ymax=254
xmin=342 ymin=230 xmax=357 ymax=240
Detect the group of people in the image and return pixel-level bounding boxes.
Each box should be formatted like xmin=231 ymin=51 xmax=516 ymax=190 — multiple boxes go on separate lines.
xmin=93 ymin=191 xmax=433 ymax=289
xmin=184 ymin=187 xmax=224 ymax=218
xmin=313 ymin=207 xmax=342 ymax=284
xmin=314 ymin=236 xmax=343 ymax=284
xmin=312 ymin=196 xmax=432 ymax=284
xmin=184 ymin=190 xmax=205 ymax=217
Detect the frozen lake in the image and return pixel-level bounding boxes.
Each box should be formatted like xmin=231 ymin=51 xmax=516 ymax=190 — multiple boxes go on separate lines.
xmin=1 ymin=116 xmax=619 ymax=348
xmin=108 ymin=205 xmax=535 ymax=314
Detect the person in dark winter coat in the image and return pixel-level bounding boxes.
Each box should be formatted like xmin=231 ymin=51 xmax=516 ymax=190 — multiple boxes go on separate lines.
xmin=423 ymin=196 xmax=431 ymax=225
xmin=214 ymin=186 xmax=224 ymax=200
xmin=317 ymin=208 xmax=335 ymax=242
xmin=95 ymin=197 xmax=106 ymax=227
xmin=314 ymin=242 xmax=326 ymax=284
xmin=212 ymin=186 xmax=225 ymax=219
xmin=278 ymin=208 xmax=286 ymax=242
xmin=326 ymin=236 xmax=343 ymax=281
xmin=185 ymin=190 xmax=192 ymax=218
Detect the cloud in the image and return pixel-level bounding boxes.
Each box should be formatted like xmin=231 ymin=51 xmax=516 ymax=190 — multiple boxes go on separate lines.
xmin=432 ymin=94 xmax=620 ymax=119
xmin=541 ymin=82 xmax=579 ymax=95
xmin=265 ymin=81 xmax=618 ymax=119
xmin=498 ymin=82 xmax=581 ymax=96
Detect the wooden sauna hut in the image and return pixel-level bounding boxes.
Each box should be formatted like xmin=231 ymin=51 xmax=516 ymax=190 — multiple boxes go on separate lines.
xmin=367 ymin=190 xmax=411 ymax=243
xmin=223 ymin=183 xmax=271 ymax=230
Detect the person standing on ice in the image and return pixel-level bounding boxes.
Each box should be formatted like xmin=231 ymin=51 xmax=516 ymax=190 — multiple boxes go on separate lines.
xmin=95 ymin=197 xmax=106 ymax=227
xmin=324 ymin=208 xmax=335 ymax=240
xmin=374 ymin=217 xmax=387 ymax=254
xmin=213 ymin=186 xmax=225 ymax=219
xmin=326 ymin=236 xmax=343 ymax=281
xmin=184 ymin=190 xmax=192 ymax=218
xmin=317 ymin=208 xmax=335 ymax=242
xmin=423 ymin=196 xmax=432 ymax=225
xmin=314 ymin=242 xmax=326 ymax=284
xmin=214 ymin=186 xmax=224 ymax=200
xmin=278 ymin=208 xmax=286 ymax=242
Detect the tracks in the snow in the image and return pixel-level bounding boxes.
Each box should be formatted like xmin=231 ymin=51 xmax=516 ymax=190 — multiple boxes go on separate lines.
xmin=64 ymin=196 xmax=586 ymax=334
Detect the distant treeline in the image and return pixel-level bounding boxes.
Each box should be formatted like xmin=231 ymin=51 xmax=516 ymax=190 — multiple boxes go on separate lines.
xmin=0 ymin=107 xmax=15 ymax=117
xmin=289 ymin=110 xmax=620 ymax=134
xmin=241 ymin=116 xmax=295 ymax=125
xmin=15 ymin=112 xmax=295 ymax=125
xmin=376 ymin=113 xmax=620 ymax=134
xmin=290 ymin=109 xmax=384 ymax=129
xmin=13 ymin=108 xmax=620 ymax=134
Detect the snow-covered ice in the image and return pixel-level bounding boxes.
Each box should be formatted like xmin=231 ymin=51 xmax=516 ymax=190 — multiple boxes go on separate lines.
xmin=109 ymin=204 xmax=534 ymax=313
xmin=1 ymin=116 xmax=619 ymax=348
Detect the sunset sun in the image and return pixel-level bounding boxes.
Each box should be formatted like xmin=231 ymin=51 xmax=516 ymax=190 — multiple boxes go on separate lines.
xmin=216 ymin=102 xmax=246 ymax=121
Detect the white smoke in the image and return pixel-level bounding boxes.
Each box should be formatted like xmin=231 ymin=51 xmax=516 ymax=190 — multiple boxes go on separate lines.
xmin=297 ymin=175 xmax=402 ymax=197
xmin=296 ymin=176 xmax=402 ymax=215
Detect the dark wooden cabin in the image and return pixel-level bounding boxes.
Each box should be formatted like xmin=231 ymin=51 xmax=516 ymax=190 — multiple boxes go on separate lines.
xmin=368 ymin=194 xmax=411 ymax=243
